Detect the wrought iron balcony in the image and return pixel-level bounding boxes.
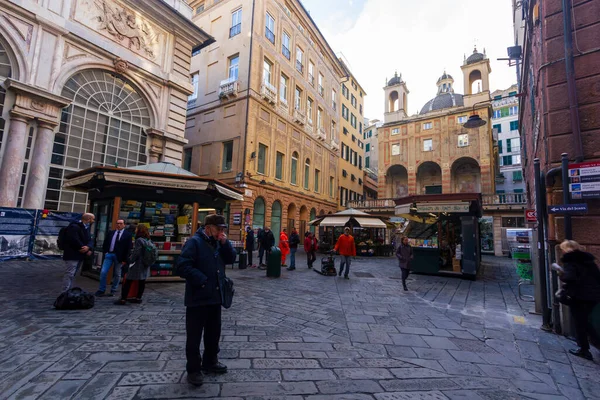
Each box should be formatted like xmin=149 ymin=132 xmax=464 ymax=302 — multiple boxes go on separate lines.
xmin=308 ymin=74 xmax=314 ymax=86
xmin=282 ymin=46 xmax=291 ymax=60
xmin=229 ymin=24 xmax=241 ymax=38
xmin=296 ymin=60 xmax=303 ymax=74
xmin=219 ymin=77 xmax=239 ymax=98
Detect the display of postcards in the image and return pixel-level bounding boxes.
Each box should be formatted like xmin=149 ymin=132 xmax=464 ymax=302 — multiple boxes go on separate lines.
xmin=161 ymin=208 xmax=171 ymax=215
xmin=146 ymin=201 xmax=156 ymax=208
xmin=169 ymin=204 xmax=178 ymax=210
xmin=145 ymin=208 xmax=156 ymax=217
xmin=158 ymin=217 xmax=166 ymax=224
xmin=128 ymin=212 xmax=141 ymax=219
xmin=154 ymin=230 xmax=164 ymax=236
xmin=119 ymin=212 xmax=129 ymax=219
xmin=165 ymin=215 xmax=176 ymax=224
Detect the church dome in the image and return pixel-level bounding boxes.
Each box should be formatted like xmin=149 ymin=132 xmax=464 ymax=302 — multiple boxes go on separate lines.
xmin=437 ymin=72 xmax=453 ymax=82
xmin=420 ymin=92 xmax=464 ymax=115
xmin=466 ymin=47 xmax=485 ymax=65
xmin=387 ymin=71 xmax=402 ymax=86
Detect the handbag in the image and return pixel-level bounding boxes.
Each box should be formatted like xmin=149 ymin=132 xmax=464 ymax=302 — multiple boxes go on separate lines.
xmin=220 ymin=276 xmax=234 ymax=309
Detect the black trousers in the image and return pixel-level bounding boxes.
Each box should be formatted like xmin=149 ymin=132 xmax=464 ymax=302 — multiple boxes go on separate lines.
xmin=121 ymin=279 xmax=146 ymax=300
xmin=307 ymin=251 xmax=316 ymax=266
xmin=186 ymin=305 xmax=222 ymax=373
xmin=570 ymin=300 xmax=596 ymax=351
xmin=401 ymin=268 xmax=410 ymax=287
xmin=247 ymin=248 xmax=253 ymax=266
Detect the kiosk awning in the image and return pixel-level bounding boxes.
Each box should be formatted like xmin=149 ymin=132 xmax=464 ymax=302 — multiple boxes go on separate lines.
xmin=353 ymin=217 xmax=387 ymax=228
xmin=215 ymin=184 xmax=244 ymax=201
xmin=319 ymin=216 xmax=351 ymax=226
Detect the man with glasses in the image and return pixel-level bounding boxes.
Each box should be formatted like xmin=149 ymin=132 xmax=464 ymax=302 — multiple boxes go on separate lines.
xmin=176 ymin=214 xmax=236 ymax=386
xmin=96 ymin=219 xmax=133 ymax=297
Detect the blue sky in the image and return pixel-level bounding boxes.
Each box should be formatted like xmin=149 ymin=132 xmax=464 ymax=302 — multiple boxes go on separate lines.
xmin=300 ymin=0 xmax=517 ymax=120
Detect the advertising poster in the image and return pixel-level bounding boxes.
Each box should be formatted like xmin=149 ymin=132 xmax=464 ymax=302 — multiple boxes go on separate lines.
xmin=31 ymin=212 xmax=82 ymax=259
xmin=0 ymin=208 xmax=37 ymax=261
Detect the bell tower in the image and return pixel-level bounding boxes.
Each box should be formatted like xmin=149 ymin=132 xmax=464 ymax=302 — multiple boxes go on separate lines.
xmin=460 ymin=47 xmax=492 ymax=107
xmin=384 ymin=71 xmax=409 ymax=124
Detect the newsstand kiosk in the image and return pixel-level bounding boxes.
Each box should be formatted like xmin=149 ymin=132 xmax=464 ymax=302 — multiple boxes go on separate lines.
xmin=63 ymin=162 xmax=243 ymax=284
xmin=394 ymin=193 xmax=483 ymax=280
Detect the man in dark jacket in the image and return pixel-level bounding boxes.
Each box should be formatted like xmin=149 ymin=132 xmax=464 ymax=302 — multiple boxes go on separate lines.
xmin=62 ymin=213 xmax=95 ymax=292
xmin=245 ymin=226 xmax=255 ymax=267
xmin=176 ymin=214 xmax=236 ymax=386
xmin=96 ymin=219 xmax=133 ymax=296
xmin=558 ymin=240 xmax=600 ymax=360
xmin=287 ymin=229 xmax=300 ymax=271
xmin=258 ymin=226 xmax=275 ymax=266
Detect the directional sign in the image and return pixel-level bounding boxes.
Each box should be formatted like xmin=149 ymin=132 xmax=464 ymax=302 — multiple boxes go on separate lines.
xmin=547 ymin=204 xmax=588 ymax=214
xmin=525 ymin=209 xmax=537 ymax=222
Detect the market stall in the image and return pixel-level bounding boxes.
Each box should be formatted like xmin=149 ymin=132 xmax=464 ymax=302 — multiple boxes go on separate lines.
xmin=309 ymin=209 xmax=395 ymax=256
xmin=63 ymin=162 xmax=243 ymax=282
xmin=394 ymin=194 xmax=483 ymax=279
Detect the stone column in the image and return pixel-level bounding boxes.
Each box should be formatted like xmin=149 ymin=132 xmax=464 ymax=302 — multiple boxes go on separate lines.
xmin=22 ymin=121 xmax=57 ymax=209
xmin=0 ymin=113 xmax=32 ymax=207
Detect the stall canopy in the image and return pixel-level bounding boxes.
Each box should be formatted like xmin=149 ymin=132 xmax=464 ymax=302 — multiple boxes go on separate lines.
xmin=63 ymin=162 xmax=243 ymax=201
xmin=309 ymin=208 xmax=392 ymax=228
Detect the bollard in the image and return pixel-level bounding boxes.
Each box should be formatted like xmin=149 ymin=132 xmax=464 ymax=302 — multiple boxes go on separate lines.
xmin=267 ymin=246 xmax=281 ymax=277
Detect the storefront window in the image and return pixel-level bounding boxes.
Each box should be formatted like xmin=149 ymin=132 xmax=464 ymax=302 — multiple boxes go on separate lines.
xmin=502 ymin=217 xmax=525 ymax=228
xmin=253 ymin=197 xmax=265 ymax=230
xmin=272 ymin=201 xmax=282 ymax=245
xmin=480 ymin=216 xmax=494 ymax=252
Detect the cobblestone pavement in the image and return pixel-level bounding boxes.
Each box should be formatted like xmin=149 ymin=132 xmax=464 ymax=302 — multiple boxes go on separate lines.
xmin=1 ymin=253 xmax=599 ymax=399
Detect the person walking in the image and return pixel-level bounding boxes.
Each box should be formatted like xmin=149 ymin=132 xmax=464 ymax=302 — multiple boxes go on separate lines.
xmin=287 ymin=229 xmax=300 ymax=271
xmin=304 ymin=232 xmax=318 ymax=269
xmin=258 ymin=226 xmax=275 ymax=266
xmin=245 ymin=226 xmax=255 ymax=267
xmin=176 ymin=214 xmax=236 ymax=386
xmin=115 ymin=224 xmax=152 ymax=305
xmin=334 ymin=227 xmax=356 ymax=279
xmin=280 ymin=228 xmax=289 ymax=267
xmin=557 ymin=240 xmax=600 ymax=361
xmin=61 ymin=213 xmax=95 ymax=292
xmin=396 ymin=236 xmax=414 ymax=291
xmin=96 ymin=219 xmax=132 ymax=297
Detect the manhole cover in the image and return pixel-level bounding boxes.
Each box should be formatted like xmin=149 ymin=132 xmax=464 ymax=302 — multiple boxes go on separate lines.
xmin=354 ymin=272 xmax=374 ymax=278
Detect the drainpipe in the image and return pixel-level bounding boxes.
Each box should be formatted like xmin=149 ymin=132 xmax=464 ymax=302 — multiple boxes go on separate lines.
xmin=242 ymin=0 xmax=257 ymax=184
xmin=545 ymin=165 xmax=563 ymax=334
xmin=562 ymin=0 xmax=584 ymax=162
xmin=534 ymin=159 xmax=552 ymax=330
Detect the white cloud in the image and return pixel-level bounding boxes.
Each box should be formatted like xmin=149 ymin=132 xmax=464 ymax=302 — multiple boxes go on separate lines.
xmin=303 ymin=0 xmax=517 ymax=120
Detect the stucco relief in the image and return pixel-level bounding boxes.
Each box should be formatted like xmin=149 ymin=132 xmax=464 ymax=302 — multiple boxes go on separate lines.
xmin=2 ymin=13 xmax=33 ymax=50
xmin=74 ymin=0 xmax=165 ymax=62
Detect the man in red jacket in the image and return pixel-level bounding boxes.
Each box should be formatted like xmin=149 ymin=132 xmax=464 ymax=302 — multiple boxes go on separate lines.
xmin=334 ymin=227 xmax=356 ymax=279
xmin=304 ymin=232 xmax=318 ymax=269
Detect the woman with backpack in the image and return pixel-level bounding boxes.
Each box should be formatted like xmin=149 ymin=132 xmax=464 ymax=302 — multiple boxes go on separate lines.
xmin=557 ymin=240 xmax=600 ymax=360
xmin=115 ymin=224 xmax=155 ymax=305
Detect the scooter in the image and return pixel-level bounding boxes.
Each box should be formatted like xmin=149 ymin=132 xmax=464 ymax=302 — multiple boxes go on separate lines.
xmin=314 ymin=250 xmax=337 ymax=276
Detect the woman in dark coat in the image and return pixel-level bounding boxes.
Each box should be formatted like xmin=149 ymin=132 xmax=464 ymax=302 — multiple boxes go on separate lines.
xmin=115 ymin=224 xmax=152 ymax=305
xmin=558 ymin=240 xmax=600 ymax=360
xmin=396 ymin=236 xmax=413 ymax=291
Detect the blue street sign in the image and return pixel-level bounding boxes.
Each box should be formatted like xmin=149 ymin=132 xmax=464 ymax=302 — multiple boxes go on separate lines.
xmin=547 ymin=204 xmax=588 ymax=214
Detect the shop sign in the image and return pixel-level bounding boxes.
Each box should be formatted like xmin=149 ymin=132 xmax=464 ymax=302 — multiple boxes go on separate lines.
xmin=569 ymin=162 xmax=600 ymax=199
xmin=233 ymin=213 xmax=241 ymax=225
xmin=103 ymin=173 xmax=209 ymax=191
xmin=525 ymin=209 xmax=537 ymax=222
xmin=416 ymin=202 xmax=470 ymax=213
xmin=389 ymin=217 xmax=405 ymax=223
xmin=547 ymin=204 xmax=588 ymax=214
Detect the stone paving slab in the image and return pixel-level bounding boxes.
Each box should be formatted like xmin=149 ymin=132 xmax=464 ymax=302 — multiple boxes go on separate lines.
xmin=0 ymin=254 xmax=598 ymax=399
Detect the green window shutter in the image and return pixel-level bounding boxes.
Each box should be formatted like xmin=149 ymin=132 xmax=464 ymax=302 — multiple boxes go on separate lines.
xmin=510 ymin=120 xmax=519 ymax=131
xmin=365 ymin=157 xmax=370 ymax=168
xmin=498 ymin=140 xmax=503 ymax=153
xmin=366 ymin=143 xmax=370 ymax=152
xmin=513 ymin=170 xmax=523 ymax=181
xmin=506 ymin=139 xmax=512 ymax=152
xmin=493 ymin=124 xmax=502 ymax=133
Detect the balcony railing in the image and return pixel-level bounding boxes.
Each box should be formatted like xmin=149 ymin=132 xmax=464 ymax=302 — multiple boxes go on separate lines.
xmin=296 ymin=60 xmax=303 ymax=74
xmin=308 ymin=74 xmax=314 ymax=86
xmin=317 ymin=127 xmax=326 ymax=141
xmin=318 ymin=85 xmax=324 ymax=97
xmin=332 ymin=101 xmax=337 ymax=111
xmin=229 ymin=24 xmax=241 ymax=38
xmin=261 ymin=81 xmax=277 ymax=104
xmin=330 ymin=139 xmax=339 ymax=150
xmin=483 ymin=193 xmax=527 ymax=205
xmin=265 ymin=27 xmax=275 ymax=44
xmin=219 ymin=77 xmax=239 ymax=98
xmin=282 ymin=46 xmax=291 ymax=60
xmin=293 ymin=108 xmax=306 ymax=125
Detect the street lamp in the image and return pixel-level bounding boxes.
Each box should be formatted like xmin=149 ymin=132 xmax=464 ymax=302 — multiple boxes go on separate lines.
xmin=462 ymin=94 xmax=524 ymax=130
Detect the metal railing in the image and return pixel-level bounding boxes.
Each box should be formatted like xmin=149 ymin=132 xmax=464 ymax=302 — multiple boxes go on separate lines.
xmin=229 ymin=24 xmax=241 ymax=38
xmin=296 ymin=60 xmax=303 ymax=73
xmin=265 ymin=27 xmax=275 ymax=44
xmin=219 ymin=77 xmax=239 ymax=97
xmin=282 ymin=46 xmax=291 ymax=60
xmin=482 ymin=193 xmax=527 ymax=205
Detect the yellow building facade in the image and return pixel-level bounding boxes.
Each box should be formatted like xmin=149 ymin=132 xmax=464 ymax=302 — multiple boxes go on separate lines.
xmin=338 ymin=61 xmax=366 ymax=209
xmin=186 ymin=0 xmax=345 ymax=241
xmin=378 ymin=50 xmax=495 ymax=198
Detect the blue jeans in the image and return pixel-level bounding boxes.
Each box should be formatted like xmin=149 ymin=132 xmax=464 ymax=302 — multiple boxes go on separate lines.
xmin=339 ymin=255 xmax=352 ymax=277
xmin=290 ymin=248 xmax=297 ymax=268
xmin=98 ymin=253 xmax=122 ymax=294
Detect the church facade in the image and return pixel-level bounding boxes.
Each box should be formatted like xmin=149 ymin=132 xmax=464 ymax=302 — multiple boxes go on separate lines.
xmin=0 ymin=0 xmax=212 ymax=212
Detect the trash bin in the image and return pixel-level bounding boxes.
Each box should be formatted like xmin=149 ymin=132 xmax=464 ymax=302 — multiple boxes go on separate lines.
xmin=238 ymin=251 xmax=247 ymax=269
xmin=267 ymin=246 xmax=281 ymax=277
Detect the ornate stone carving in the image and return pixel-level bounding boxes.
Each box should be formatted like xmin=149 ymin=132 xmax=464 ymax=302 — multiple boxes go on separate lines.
xmin=30 ymin=100 xmax=46 ymax=112
xmin=113 ymin=57 xmax=128 ymax=74
xmin=94 ymin=0 xmax=161 ymax=58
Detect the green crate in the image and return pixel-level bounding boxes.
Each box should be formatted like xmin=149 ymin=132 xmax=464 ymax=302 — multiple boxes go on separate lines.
xmin=512 ymin=251 xmax=530 ymax=260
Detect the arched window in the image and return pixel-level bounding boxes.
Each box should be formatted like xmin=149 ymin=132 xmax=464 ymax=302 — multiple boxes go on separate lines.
xmin=271 ymin=200 xmax=282 ymax=245
xmin=304 ymin=158 xmax=310 ymax=190
xmin=46 ymin=70 xmax=151 ymax=211
xmin=0 ymin=38 xmax=13 ymax=168
xmin=389 ymin=91 xmax=399 ymax=112
xmin=290 ymin=151 xmax=298 ymax=185
xmin=253 ymin=197 xmax=265 ymax=229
